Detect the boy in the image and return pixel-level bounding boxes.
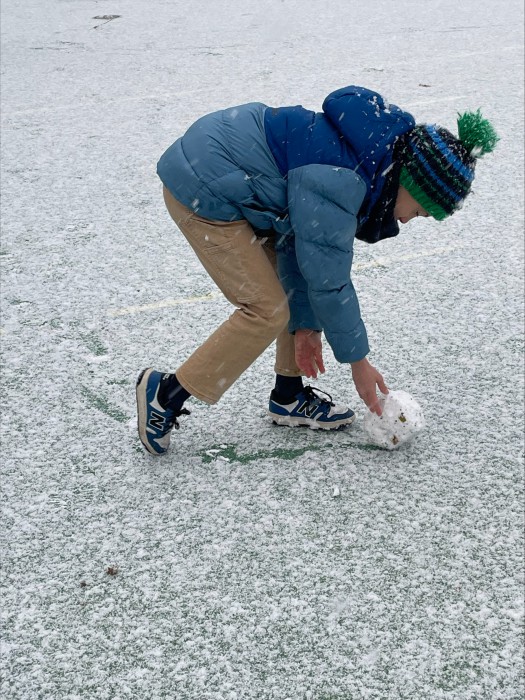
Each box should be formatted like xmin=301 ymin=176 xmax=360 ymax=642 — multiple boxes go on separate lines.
xmin=136 ymin=86 xmax=497 ymax=455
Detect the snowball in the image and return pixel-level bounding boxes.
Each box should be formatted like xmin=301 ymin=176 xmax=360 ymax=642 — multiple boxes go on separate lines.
xmin=362 ymin=390 xmax=425 ymax=450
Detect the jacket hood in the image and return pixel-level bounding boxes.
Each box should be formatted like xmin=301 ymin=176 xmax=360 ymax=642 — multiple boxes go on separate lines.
xmin=323 ymin=86 xmax=415 ymax=188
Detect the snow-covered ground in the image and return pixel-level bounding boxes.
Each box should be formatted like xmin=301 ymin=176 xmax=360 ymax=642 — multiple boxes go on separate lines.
xmin=1 ymin=1 xmax=524 ymax=698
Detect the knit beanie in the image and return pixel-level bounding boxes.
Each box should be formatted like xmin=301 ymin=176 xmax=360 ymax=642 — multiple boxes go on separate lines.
xmin=399 ymin=110 xmax=498 ymax=220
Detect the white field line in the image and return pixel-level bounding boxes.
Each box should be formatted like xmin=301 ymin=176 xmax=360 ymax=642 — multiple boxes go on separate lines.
xmin=107 ymin=244 xmax=463 ymax=318
xmin=107 ymin=291 xmax=221 ymax=317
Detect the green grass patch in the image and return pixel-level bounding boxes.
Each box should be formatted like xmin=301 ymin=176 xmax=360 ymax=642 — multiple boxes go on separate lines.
xmin=200 ymin=438 xmax=382 ymax=464
xmin=80 ymin=386 xmax=128 ymax=423
xmin=80 ymin=331 xmax=107 ymax=356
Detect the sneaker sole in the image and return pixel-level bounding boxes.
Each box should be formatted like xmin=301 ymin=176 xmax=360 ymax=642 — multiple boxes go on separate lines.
xmin=269 ymin=412 xmax=356 ymax=430
xmin=136 ymin=368 xmax=165 ymax=455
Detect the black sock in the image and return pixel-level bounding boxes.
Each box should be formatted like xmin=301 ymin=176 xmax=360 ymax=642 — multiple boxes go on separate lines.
xmin=273 ymin=374 xmax=304 ymax=402
xmin=158 ymin=373 xmax=191 ymax=411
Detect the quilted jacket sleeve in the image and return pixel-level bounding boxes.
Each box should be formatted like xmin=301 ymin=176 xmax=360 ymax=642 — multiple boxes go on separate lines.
xmin=275 ymin=234 xmax=323 ymax=333
xmin=283 ymin=164 xmax=370 ymax=363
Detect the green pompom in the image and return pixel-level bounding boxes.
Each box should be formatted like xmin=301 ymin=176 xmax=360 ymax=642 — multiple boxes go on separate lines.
xmin=457 ymin=110 xmax=499 ymax=157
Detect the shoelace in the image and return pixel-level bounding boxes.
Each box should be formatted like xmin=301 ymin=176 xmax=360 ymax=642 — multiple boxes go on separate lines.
xmin=302 ymin=386 xmax=335 ymax=408
xmin=167 ymin=407 xmax=191 ymax=431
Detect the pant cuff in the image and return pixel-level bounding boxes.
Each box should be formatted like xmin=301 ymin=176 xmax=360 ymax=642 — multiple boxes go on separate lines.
xmin=176 ymin=373 xmax=219 ymax=405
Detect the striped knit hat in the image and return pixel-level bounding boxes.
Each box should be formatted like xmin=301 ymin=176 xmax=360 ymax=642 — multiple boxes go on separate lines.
xmin=399 ymin=110 xmax=498 ymax=220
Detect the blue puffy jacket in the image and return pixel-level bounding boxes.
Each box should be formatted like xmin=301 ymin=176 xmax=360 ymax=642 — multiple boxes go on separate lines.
xmin=157 ymin=87 xmax=415 ymax=363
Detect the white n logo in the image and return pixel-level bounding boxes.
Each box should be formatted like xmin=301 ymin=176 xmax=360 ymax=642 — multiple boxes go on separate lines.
xmin=296 ymin=400 xmax=316 ymax=418
xmin=149 ymin=411 xmax=165 ymax=430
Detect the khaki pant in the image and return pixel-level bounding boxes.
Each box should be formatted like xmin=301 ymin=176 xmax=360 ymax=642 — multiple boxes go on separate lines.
xmin=163 ymin=187 xmax=301 ymax=404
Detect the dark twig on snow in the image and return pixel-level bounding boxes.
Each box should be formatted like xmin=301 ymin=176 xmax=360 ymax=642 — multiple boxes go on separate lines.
xmin=92 ymin=15 xmax=121 ymax=30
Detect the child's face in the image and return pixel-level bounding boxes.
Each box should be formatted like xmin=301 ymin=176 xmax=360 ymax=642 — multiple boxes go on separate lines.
xmin=394 ymin=186 xmax=430 ymax=224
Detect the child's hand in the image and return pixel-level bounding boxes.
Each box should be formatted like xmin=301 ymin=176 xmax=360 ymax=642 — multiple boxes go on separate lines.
xmin=295 ymin=329 xmax=325 ymax=379
xmin=351 ymin=357 xmax=389 ymax=416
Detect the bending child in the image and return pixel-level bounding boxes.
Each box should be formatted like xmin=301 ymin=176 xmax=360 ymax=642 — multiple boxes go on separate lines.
xmin=136 ymin=85 xmax=497 ymax=455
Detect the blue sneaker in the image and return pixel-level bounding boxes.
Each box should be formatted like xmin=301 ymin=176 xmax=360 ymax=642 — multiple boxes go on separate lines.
xmin=136 ymin=368 xmax=190 ymax=455
xmin=269 ymin=386 xmax=355 ymax=430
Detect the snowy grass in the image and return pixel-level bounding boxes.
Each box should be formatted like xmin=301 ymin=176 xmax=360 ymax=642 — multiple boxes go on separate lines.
xmin=1 ymin=0 xmax=524 ymax=698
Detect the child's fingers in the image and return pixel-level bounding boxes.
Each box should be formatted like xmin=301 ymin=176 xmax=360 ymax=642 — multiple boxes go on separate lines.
xmin=296 ymin=342 xmax=323 ymax=379
xmin=296 ymin=355 xmax=316 ymax=378
xmin=361 ymin=388 xmax=383 ymax=416
xmin=304 ymin=364 xmax=317 ymax=379
xmin=377 ymin=376 xmax=389 ymax=394
xmin=314 ymin=349 xmax=325 ymax=374
xmin=308 ymin=356 xmax=318 ymax=378
xmin=368 ymin=396 xmax=383 ymax=416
